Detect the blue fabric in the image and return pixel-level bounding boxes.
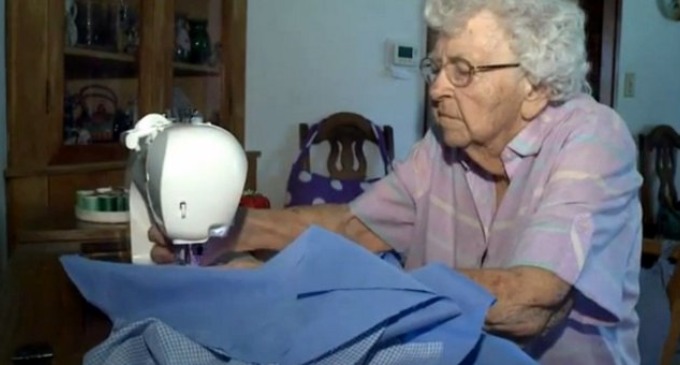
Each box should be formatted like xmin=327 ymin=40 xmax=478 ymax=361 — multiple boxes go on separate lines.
xmin=60 ymin=226 xmax=537 ymax=365
xmin=83 ymin=319 xmax=240 ymax=365
xmin=84 ymin=319 xmax=445 ymax=365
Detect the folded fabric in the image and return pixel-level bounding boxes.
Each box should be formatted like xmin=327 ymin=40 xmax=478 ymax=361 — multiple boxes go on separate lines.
xmin=60 ymin=225 xmax=537 ymax=365
xmin=84 ymin=319 xmax=446 ymax=365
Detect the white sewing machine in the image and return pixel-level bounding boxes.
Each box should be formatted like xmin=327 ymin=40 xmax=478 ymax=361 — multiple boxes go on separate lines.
xmin=122 ymin=113 xmax=248 ymax=265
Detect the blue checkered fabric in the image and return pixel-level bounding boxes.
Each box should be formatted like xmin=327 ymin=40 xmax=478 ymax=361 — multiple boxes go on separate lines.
xmin=85 ymin=319 xmax=240 ymax=365
xmin=310 ymin=326 xmax=385 ymax=364
xmin=367 ymin=341 xmax=443 ymax=365
xmin=86 ymin=319 xmax=448 ymax=365
xmin=62 ymin=226 xmax=538 ymax=365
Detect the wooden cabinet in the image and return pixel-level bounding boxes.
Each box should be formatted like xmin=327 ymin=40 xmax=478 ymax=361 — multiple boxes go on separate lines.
xmin=6 ymin=0 xmax=256 ymax=252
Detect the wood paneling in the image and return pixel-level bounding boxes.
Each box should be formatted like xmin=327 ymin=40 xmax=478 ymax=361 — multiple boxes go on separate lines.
xmin=46 ymin=0 xmax=66 ymax=164
xmin=222 ymin=0 xmax=248 ymax=143
xmin=6 ymin=177 xmax=49 ymax=251
xmin=7 ymin=0 xmax=52 ymax=168
xmin=0 ymin=242 xmax=113 ymax=365
xmin=139 ymin=0 xmax=175 ymax=115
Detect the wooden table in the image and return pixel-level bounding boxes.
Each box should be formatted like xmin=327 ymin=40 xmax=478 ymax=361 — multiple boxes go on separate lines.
xmin=0 ymin=241 xmax=123 ymax=365
xmin=16 ymin=213 xmax=128 ymax=246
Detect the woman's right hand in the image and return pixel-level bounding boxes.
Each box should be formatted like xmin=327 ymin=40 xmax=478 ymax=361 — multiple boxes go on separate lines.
xmin=148 ymin=225 xmax=177 ymax=264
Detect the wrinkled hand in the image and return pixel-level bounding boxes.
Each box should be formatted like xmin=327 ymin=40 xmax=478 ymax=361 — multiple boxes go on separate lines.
xmin=147 ymin=225 xmax=262 ymax=269
xmin=148 ymin=225 xmax=176 ymax=264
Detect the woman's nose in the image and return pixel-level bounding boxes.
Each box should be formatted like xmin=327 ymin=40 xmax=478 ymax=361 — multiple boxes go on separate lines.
xmin=429 ymin=71 xmax=453 ymax=100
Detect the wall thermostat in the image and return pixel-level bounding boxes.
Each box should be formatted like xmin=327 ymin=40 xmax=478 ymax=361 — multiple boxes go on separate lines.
xmin=388 ymin=41 xmax=418 ymax=67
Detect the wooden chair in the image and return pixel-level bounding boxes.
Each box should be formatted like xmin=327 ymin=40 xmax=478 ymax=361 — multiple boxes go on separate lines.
xmin=638 ymin=124 xmax=680 ymax=365
xmin=299 ymin=112 xmax=394 ymax=180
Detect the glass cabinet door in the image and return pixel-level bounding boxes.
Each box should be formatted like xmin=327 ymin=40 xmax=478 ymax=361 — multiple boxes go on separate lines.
xmin=60 ymin=0 xmax=141 ymax=162
xmin=169 ymin=0 xmax=227 ymax=129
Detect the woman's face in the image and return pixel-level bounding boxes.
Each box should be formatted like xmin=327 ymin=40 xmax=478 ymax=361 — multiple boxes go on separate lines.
xmin=429 ymin=10 xmax=533 ymax=154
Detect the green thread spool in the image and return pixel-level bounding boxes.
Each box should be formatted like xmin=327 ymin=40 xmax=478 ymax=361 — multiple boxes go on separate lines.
xmin=117 ymin=194 xmax=128 ymax=211
xmin=77 ymin=188 xmax=129 ymax=212
xmin=81 ymin=195 xmax=100 ymax=211
xmin=111 ymin=193 xmax=121 ymax=211
xmin=76 ymin=190 xmax=93 ymax=209
xmin=98 ymin=195 xmax=114 ymax=212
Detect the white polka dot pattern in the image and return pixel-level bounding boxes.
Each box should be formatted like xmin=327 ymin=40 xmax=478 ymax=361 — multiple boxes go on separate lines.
xmin=298 ymin=171 xmax=312 ymax=182
xmin=312 ymin=197 xmax=326 ymax=205
xmin=330 ymin=180 xmax=343 ymax=191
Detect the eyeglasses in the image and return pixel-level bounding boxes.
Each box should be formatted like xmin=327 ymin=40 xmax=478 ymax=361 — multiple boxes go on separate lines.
xmin=420 ymin=56 xmax=521 ymax=87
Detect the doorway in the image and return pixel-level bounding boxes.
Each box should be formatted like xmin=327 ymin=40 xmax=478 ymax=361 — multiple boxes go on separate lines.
xmin=580 ymin=0 xmax=623 ymax=107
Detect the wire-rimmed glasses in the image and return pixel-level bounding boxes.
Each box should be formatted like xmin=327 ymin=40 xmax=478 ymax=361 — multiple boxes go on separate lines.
xmin=420 ymin=56 xmax=521 ymax=87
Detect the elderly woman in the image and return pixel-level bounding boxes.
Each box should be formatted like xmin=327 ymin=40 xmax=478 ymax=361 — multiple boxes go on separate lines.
xmin=150 ymin=0 xmax=641 ymax=363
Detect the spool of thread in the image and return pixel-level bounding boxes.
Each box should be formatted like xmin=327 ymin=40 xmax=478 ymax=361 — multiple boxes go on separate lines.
xmin=76 ymin=187 xmax=129 ymax=212
xmin=80 ymin=194 xmax=100 ymax=211
xmin=98 ymin=194 xmax=113 ymax=212
xmin=118 ymin=194 xmax=128 ymax=211
xmin=76 ymin=190 xmax=93 ymax=209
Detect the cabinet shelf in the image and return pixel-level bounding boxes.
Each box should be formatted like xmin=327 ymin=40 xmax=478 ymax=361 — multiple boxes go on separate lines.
xmin=65 ymin=47 xmax=136 ymax=63
xmin=174 ymin=62 xmax=220 ymax=77
xmin=5 ymin=160 xmax=128 ymax=178
xmin=64 ymin=47 xmax=219 ymax=78
xmin=65 ymin=47 xmax=138 ymax=79
xmin=50 ymin=143 xmax=129 ymax=166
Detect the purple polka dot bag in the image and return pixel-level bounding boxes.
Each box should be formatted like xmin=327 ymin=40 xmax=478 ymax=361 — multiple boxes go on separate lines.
xmin=284 ymin=121 xmax=393 ymax=207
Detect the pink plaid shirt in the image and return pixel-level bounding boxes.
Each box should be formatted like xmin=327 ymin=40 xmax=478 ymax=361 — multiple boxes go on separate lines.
xmin=351 ymin=94 xmax=642 ymax=364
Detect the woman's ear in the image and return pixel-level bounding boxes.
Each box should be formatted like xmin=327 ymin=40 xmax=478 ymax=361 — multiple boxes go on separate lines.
xmin=520 ymin=82 xmax=549 ymax=121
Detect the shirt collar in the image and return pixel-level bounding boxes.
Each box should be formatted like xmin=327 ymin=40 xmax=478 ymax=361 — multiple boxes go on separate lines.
xmin=505 ymin=99 xmax=570 ymax=158
xmin=457 ymin=109 xmax=556 ymax=171
xmin=508 ymin=120 xmax=545 ymax=157
xmin=454 ymin=93 xmax=585 ymax=169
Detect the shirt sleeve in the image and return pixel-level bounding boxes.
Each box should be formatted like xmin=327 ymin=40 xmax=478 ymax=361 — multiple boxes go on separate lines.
xmin=507 ymin=116 xmax=643 ymax=325
xmin=349 ymin=132 xmax=436 ymax=254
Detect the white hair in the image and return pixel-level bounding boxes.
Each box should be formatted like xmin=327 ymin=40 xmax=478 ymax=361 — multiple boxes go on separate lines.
xmin=424 ymin=0 xmax=591 ymax=102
